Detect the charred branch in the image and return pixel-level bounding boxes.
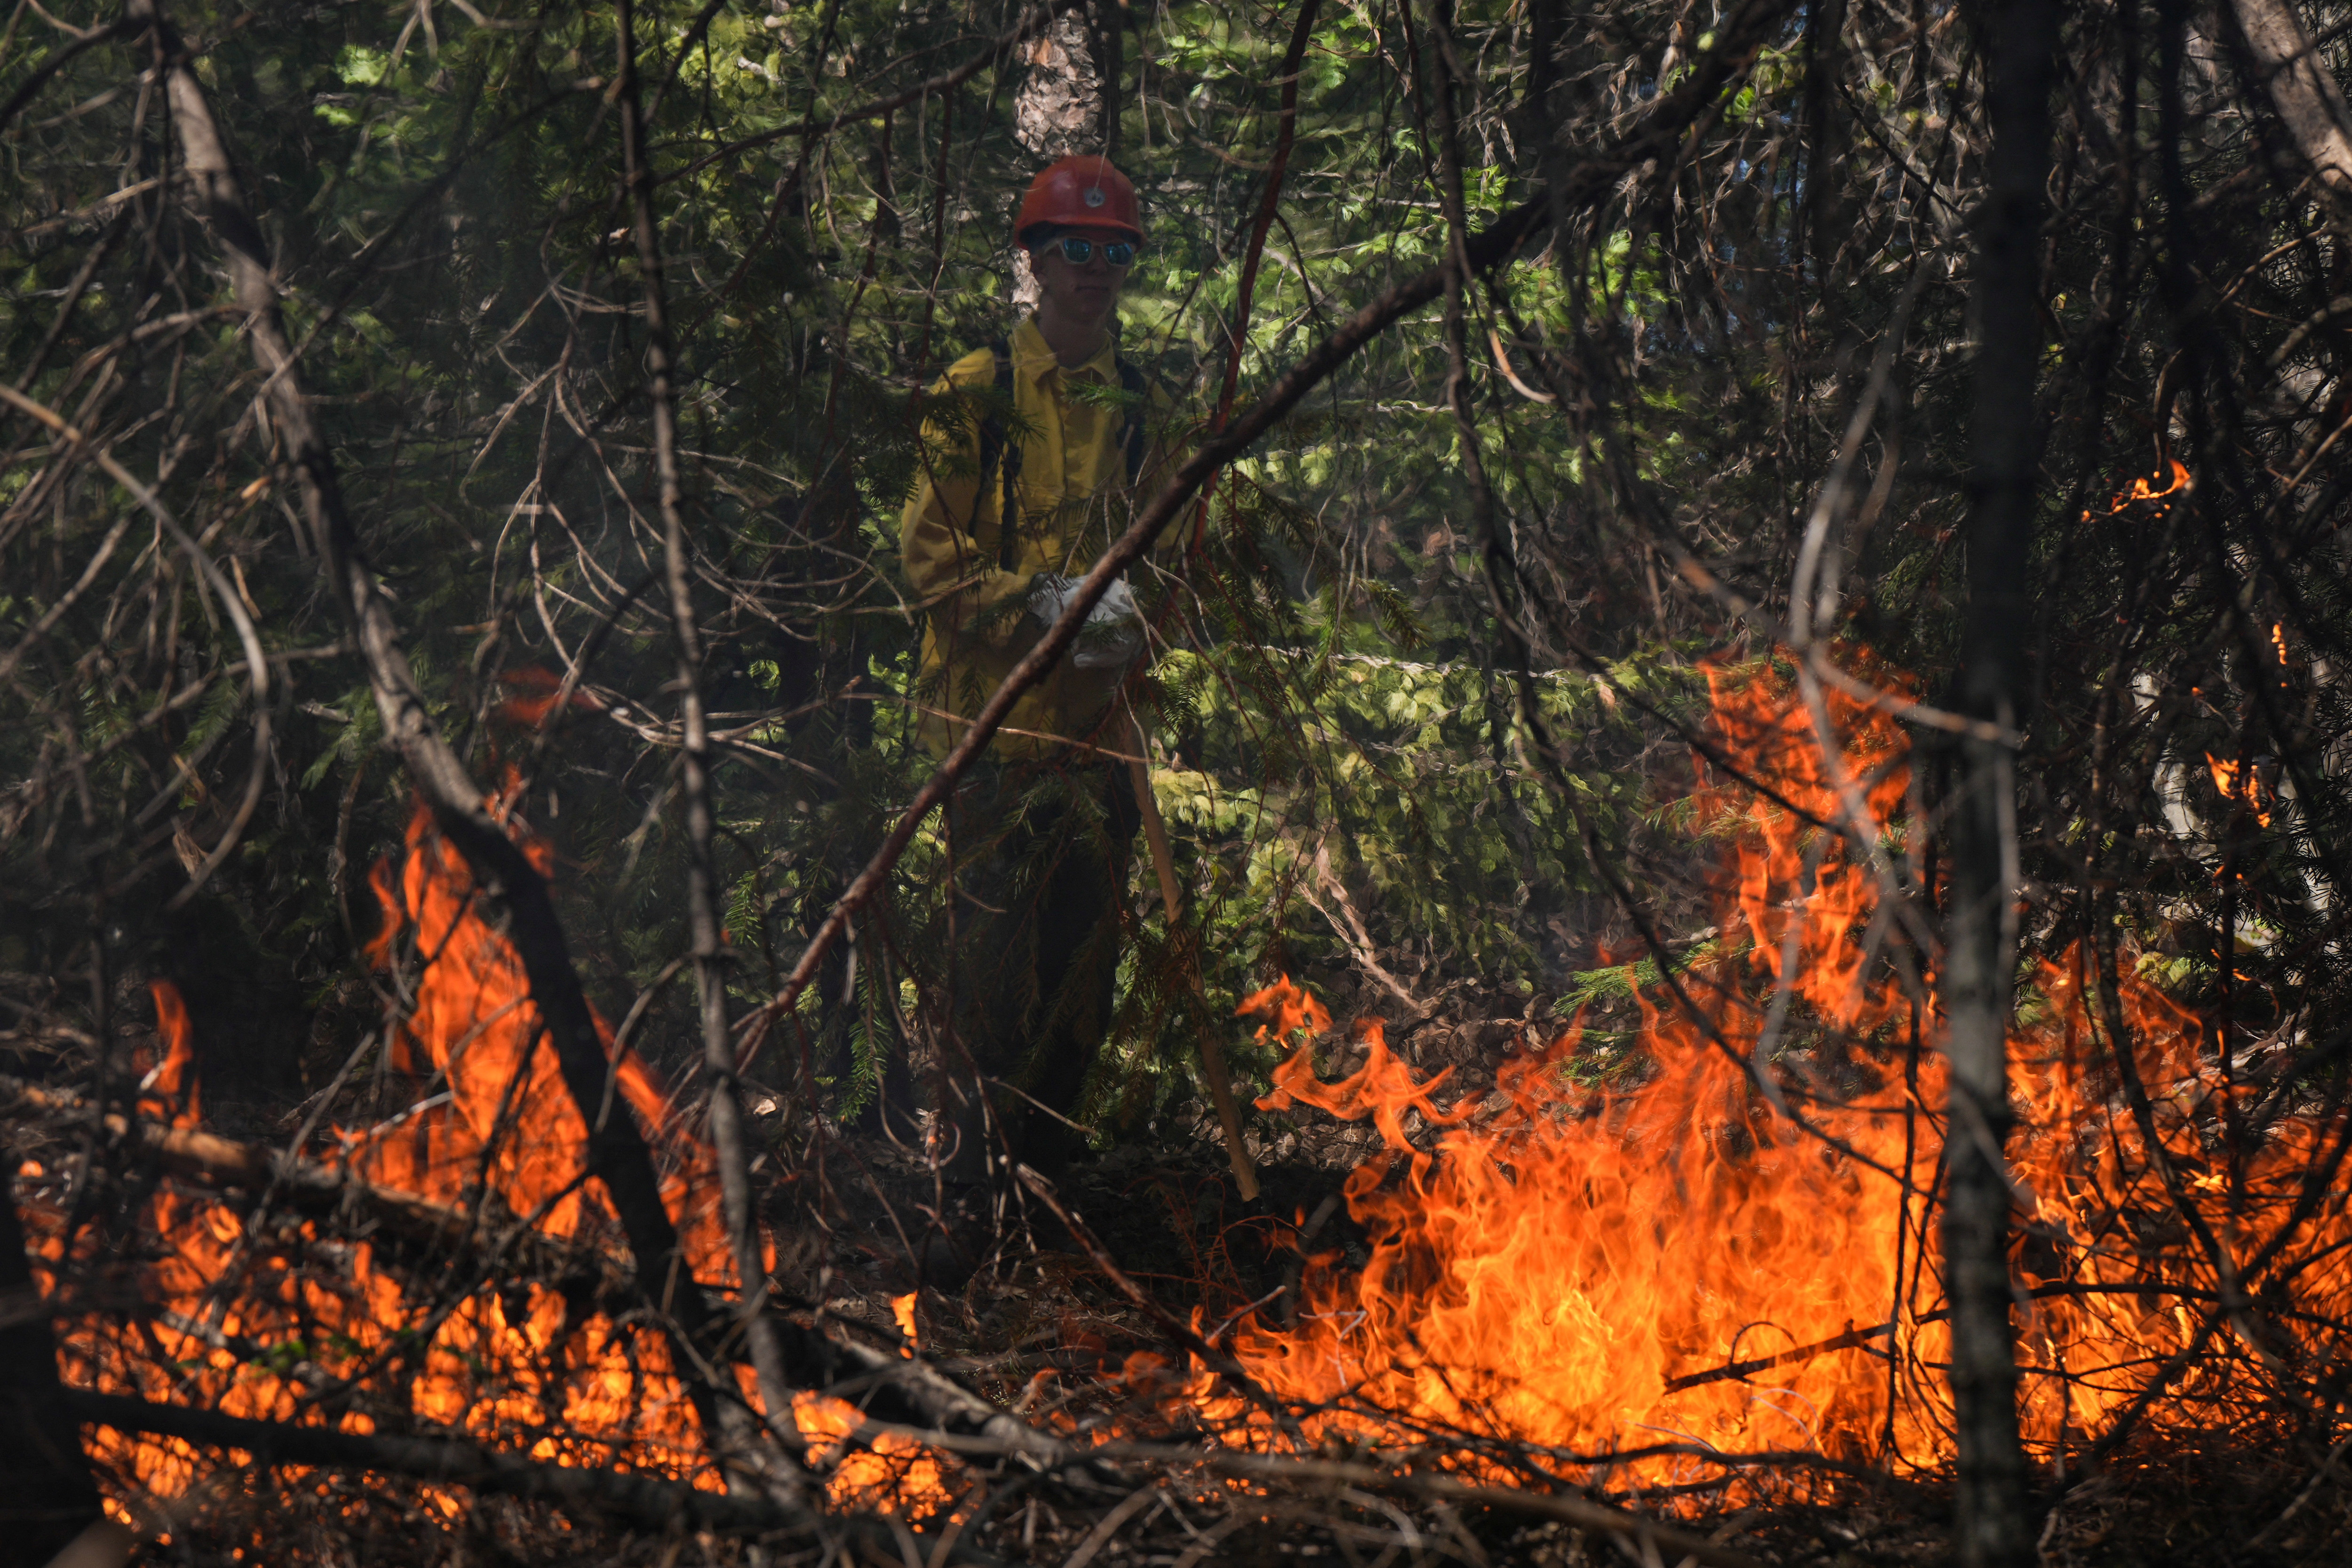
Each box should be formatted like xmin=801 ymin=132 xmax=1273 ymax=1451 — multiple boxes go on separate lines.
xmin=0 ymin=1074 xmax=632 ymax=1299
xmin=123 ymin=0 xmax=741 ymax=1453
xmin=1077 ymin=1444 xmax=1773 ymax=1568
xmin=57 ymin=1389 xmax=995 ymax=1559
xmin=1943 ymin=0 xmax=2059 ymax=1561
xmin=8 ymin=1068 xmax=1101 ymax=1486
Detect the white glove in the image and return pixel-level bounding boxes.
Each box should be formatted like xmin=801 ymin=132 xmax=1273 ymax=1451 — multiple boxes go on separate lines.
xmin=1028 ymin=574 xmax=1144 ymax=670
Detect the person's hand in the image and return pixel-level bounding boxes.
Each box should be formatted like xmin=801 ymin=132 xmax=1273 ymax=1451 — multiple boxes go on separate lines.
xmin=1027 ymin=574 xmax=1144 ymax=669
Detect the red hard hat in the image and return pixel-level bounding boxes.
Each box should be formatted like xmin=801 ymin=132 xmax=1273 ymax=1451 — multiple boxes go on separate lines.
xmin=1016 ymin=156 xmax=1144 ymax=245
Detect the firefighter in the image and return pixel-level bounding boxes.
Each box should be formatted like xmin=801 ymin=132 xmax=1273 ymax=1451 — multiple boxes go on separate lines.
xmin=898 ymin=155 xmax=1176 ymax=1210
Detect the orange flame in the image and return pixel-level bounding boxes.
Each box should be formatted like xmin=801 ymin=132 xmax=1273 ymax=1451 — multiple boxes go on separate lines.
xmin=2082 ymin=458 xmax=2191 ymax=521
xmin=137 ymin=979 xmax=199 ymax=1129
xmin=492 ymin=665 xmax=603 ymax=728
xmin=40 ymin=799 xmax=955 ymax=1520
xmin=793 ymin=1391 xmax=953 ymax=1512
xmin=2205 ymin=753 xmax=2273 ymax=828
xmin=1156 ymin=649 xmax=2351 ymax=1494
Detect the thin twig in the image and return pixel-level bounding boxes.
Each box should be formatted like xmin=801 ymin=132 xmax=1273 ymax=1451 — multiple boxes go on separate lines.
xmin=615 ymin=0 xmax=803 ymax=1484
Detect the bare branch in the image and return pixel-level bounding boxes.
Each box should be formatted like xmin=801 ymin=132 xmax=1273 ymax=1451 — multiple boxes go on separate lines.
xmin=750 ymin=0 xmax=1797 ymax=1037
xmin=615 ymin=0 xmax=803 ymax=1482
xmin=122 ymin=0 xmax=741 ymax=1453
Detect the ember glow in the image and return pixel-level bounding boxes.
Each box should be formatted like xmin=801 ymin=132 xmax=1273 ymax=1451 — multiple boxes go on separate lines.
xmin=1158 ymin=652 xmax=2352 ymax=1485
xmin=2082 ymin=457 xmax=2192 ymax=521
xmin=2206 ymin=752 xmax=2275 ymax=828
xmin=32 ymin=791 xmax=945 ymax=1518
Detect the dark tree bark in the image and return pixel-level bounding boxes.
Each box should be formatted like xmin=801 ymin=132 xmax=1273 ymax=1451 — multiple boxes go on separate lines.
xmin=1944 ymin=0 xmax=2059 ymax=1563
xmin=0 ymin=1158 xmax=109 ymax=1568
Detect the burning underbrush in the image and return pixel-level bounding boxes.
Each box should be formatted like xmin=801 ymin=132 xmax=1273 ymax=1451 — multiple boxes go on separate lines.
xmin=1121 ymin=655 xmax=2352 ymax=1498
xmin=14 ymin=793 xmax=950 ymax=1537
xmin=9 ymin=648 xmax=2352 ymax=1563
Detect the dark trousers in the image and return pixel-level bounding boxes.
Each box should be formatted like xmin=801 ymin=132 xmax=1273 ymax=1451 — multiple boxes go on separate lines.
xmin=945 ymin=759 xmax=1142 ymax=1182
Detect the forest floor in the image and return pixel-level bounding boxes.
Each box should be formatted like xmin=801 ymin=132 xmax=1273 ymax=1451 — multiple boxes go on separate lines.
xmin=91 ymin=985 xmax=2352 ymax=1567
xmin=721 ymin=990 xmax=2352 ymax=1568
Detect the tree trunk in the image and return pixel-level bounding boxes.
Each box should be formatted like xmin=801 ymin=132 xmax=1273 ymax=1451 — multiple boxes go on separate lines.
xmin=1011 ymin=8 xmax=1102 ymax=306
xmin=0 ymin=1157 xmax=112 ymax=1568
xmin=2225 ymin=0 xmax=2352 ymax=199
xmin=1945 ymin=0 xmax=2058 ymax=1563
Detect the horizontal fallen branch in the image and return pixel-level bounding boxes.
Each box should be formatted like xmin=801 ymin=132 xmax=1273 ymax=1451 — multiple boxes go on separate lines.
xmin=73 ymin=1384 xmax=1767 ymax=1566
xmin=1662 ymin=1320 xmax=1895 ymax=1393
xmin=7 ymin=1071 xmax=1103 ymax=1486
xmin=1205 ymin=1452 xmax=1764 ymax=1568
xmin=1073 ymin=1441 xmax=1767 ymax=1568
xmin=786 ymin=1321 xmax=1107 ymax=1489
xmin=1 ymin=1073 xmax=628 ymax=1297
xmin=62 ymin=1388 xmax=998 ymax=1560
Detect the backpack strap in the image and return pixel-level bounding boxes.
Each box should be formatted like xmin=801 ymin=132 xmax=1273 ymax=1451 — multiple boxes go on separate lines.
xmin=976 ymin=341 xmax=1147 ymax=570
xmin=1114 ymin=355 xmax=1150 ymax=487
xmin=972 ymin=339 xmax=1024 ymax=572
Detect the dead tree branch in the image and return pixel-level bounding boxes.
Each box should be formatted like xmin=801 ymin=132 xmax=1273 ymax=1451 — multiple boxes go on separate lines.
xmin=0 ymin=1073 xmax=631 ymax=1296
xmin=1130 ymin=1448 xmax=1770 ymax=1568
xmin=7 ymin=1065 xmax=1116 ymax=1483
xmin=123 ymin=0 xmax=738 ymax=1452
xmin=59 ymin=1389 xmax=996 ymax=1558
xmin=615 ymin=0 xmax=802 ymax=1475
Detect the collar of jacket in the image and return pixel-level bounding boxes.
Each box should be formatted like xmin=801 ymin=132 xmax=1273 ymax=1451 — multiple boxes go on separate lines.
xmin=1009 ymin=314 xmax=1118 ymax=389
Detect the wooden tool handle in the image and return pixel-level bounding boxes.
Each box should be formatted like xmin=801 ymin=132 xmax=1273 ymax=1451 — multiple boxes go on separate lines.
xmin=1125 ymin=717 xmax=1261 ymax=1202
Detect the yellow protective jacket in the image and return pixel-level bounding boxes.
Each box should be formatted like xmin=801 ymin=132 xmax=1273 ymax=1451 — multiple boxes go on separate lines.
xmin=899 ymin=316 xmax=1181 ymax=759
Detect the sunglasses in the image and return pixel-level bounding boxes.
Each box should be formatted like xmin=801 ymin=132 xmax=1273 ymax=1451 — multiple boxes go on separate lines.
xmin=1045 ymin=236 xmax=1136 ymax=267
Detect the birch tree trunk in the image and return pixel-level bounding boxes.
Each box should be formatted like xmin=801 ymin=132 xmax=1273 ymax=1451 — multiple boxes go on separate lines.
xmin=2225 ymin=0 xmax=2352 ymax=198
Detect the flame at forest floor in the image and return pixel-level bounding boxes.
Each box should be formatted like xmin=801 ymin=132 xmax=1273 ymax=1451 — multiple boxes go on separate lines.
xmin=21 ymin=640 xmax=2350 ymax=1535
xmin=1131 ymin=651 xmax=2352 ymax=1497
xmin=28 ymin=787 xmax=952 ymax=1525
